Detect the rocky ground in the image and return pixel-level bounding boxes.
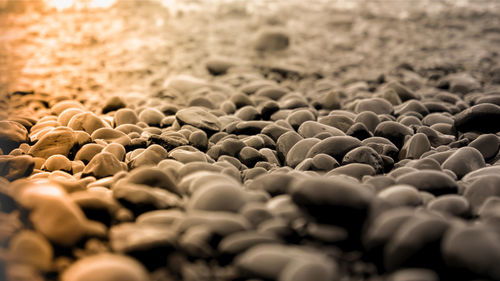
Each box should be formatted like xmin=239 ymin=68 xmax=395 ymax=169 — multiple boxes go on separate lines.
xmin=1 ymin=0 xmax=500 ymax=281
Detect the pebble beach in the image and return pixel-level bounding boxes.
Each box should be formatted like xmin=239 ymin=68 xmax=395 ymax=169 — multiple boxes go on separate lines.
xmin=1 ymin=1 xmax=500 ymax=280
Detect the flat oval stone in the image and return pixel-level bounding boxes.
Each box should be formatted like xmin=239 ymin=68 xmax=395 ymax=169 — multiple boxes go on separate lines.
xmin=51 ymin=100 xmax=85 ymax=115
xmin=276 ymin=131 xmax=303 ymax=162
xmin=82 ymin=152 xmax=126 ymax=178
xmin=384 ymin=216 xmax=449 ymax=271
xmin=8 ymin=230 xmax=53 ymax=271
xmin=290 ymin=176 xmax=374 ymax=231
xmin=305 ymin=136 xmax=362 ymax=162
xmin=285 ymin=139 xmax=321 ymax=168
xmin=398 ymin=133 xmax=431 ymax=160
xmin=442 ymin=225 xmax=500 ymax=280
xmin=254 ymin=28 xmax=290 ymax=51
xmin=61 ymin=253 xmax=149 ymax=281
xmin=42 ymin=154 xmax=72 ymax=172
xmin=74 ymin=143 xmax=104 ymax=163
xmin=377 ymin=185 xmax=422 ymax=207
xmin=176 ymin=107 xmax=221 ymax=133
xmin=374 ymin=121 xmax=413 ymax=149
xmin=396 ymin=170 xmax=458 ymax=196
xmin=114 ymin=108 xmax=139 ymax=126
xmin=468 ymin=133 xmax=500 ymax=160
xmin=454 ymin=103 xmax=500 ymax=133
xmin=342 ymin=146 xmax=384 ymax=173
xmin=91 ymin=128 xmax=131 ymax=146
xmin=0 ymin=120 xmax=28 ymax=152
xmin=326 ymin=163 xmax=376 ymax=180
xmin=279 ymin=259 xmax=339 ymax=281
xmin=0 ymin=155 xmax=35 ymax=181
xmin=317 ymin=115 xmax=354 ymax=133
xmin=441 ymin=147 xmax=485 ymax=179
xmin=427 ymin=195 xmax=470 ymax=217
xmin=138 ymin=107 xmax=165 ymax=126
xmin=125 ymin=166 xmax=179 ymax=195
xmin=28 ymin=128 xmax=75 ymax=159
xmin=463 ymin=175 xmax=500 ymax=214
xmin=188 ymin=184 xmax=247 ymax=212
xmin=218 ymin=231 xmax=281 ymax=255
xmin=68 ymin=112 xmax=110 ymax=135
xmin=388 ymin=268 xmax=439 ymax=281
xmin=297 ymin=121 xmax=345 ymax=138
xmin=286 ymin=109 xmax=315 ymax=130
xmin=355 ymin=98 xmax=393 ymax=115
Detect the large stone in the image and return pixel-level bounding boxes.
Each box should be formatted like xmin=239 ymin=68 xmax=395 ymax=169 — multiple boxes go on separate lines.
xmin=68 ymin=112 xmax=110 ymax=135
xmin=442 ymin=225 xmax=500 ymax=280
xmin=0 ymin=155 xmax=34 ymax=181
xmin=454 ymin=103 xmax=500 ymax=133
xmin=82 ymin=152 xmax=126 ymax=178
xmin=176 ymin=107 xmax=221 ymax=133
xmin=61 ymin=253 xmax=149 ymax=281
xmin=396 ymin=170 xmax=458 ymax=196
xmin=441 ymin=147 xmax=485 ymax=179
xmin=0 ymin=120 xmax=28 ymax=152
xmin=28 ymin=128 xmax=75 ymax=159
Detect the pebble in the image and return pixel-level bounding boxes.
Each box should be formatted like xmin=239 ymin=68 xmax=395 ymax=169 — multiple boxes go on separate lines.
xmin=454 ymin=103 xmax=500 ymax=133
xmin=254 ymin=27 xmax=290 ymax=52
xmin=42 ymin=154 xmax=72 ymax=172
xmin=114 ymin=108 xmax=140 ymax=126
xmin=286 ymin=138 xmax=321 ymax=167
xmin=441 ymin=147 xmax=485 ymax=179
xmin=384 ymin=215 xmax=449 ymax=271
xmin=91 ymin=127 xmax=131 ymax=146
xmin=427 ymin=194 xmax=470 ymax=217
xmin=377 ymin=185 xmax=422 ymax=207
xmin=290 ymin=176 xmax=374 ymax=232
xmin=82 ymin=152 xmax=127 ymax=178
xmin=355 ymin=98 xmax=393 ymax=115
xmin=297 ymin=121 xmax=345 ymax=138
xmin=206 ymin=57 xmax=235 ymax=75
xmin=74 ymin=143 xmax=104 ymax=163
xmin=28 ymin=128 xmax=75 ymax=159
xmin=398 ymin=133 xmax=431 ymax=160
xmin=176 ymin=107 xmax=221 ymax=133
xmin=468 ymin=133 xmax=500 ymax=160
xmin=0 ymin=155 xmax=35 ymax=181
xmin=102 ymin=96 xmax=126 ymax=114
xmin=374 ymin=121 xmax=413 ymax=149
xmin=442 ymin=225 xmax=500 ymax=280
xmin=0 ymin=120 xmax=29 ymax=153
xmin=463 ymin=175 xmax=500 ymax=214
xmin=68 ymin=112 xmax=110 ymax=135
xmin=61 ymin=253 xmax=149 ymax=281
xmin=305 ymin=136 xmax=362 ymax=162
xmin=396 ymin=170 xmax=458 ymax=196
xmin=342 ymin=146 xmax=384 ymax=173
xmin=17 ymin=180 xmax=106 ymax=246
xmin=8 ymin=229 xmax=53 ymax=271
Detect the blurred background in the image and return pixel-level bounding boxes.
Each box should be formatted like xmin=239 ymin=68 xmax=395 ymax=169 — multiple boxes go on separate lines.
xmin=1 ymin=0 xmax=500 ymax=113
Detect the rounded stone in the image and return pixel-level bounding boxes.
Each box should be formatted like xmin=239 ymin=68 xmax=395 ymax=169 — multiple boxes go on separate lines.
xmin=0 ymin=120 xmax=29 ymax=153
xmin=396 ymin=170 xmax=458 ymax=196
xmin=442 ymin=225 xmax=500 ymax=280
xmin=28 ymin=129 xmax=75 ymax=159
xmin=342 ymin=146 xmax=384 ymax=173
xmin=454 ymin=103 xmax=500 ymax=133
xmin=374 ymin=121 xmax=413 ymax=149
xmin=68 ymin=112 xmax=110 ymax=135
xmin=82 ymin=152 xmax=126 ymax=178
xmin=468 ymin=133 xmax=500 ymax=160
xmin=42 ymin=154 xmax=72 ymax=172
xmin=305 ymin=136 xmax=362 ymax=162
xmin=176 ymin=107 xmax=221 ymax=133
xmin=61 ymin=253 xmax=149 ymax=281
xmin=254 ymin=28 xmax=290 ymax=52
xmin=441 ymin=147 xmax=485 ymax=179
xmin=398 ymin=133 xmax=431 ymax=160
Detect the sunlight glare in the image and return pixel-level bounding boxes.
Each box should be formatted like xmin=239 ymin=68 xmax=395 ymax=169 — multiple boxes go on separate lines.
xmin=45 ymin=0 xmax=116 ymax=11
